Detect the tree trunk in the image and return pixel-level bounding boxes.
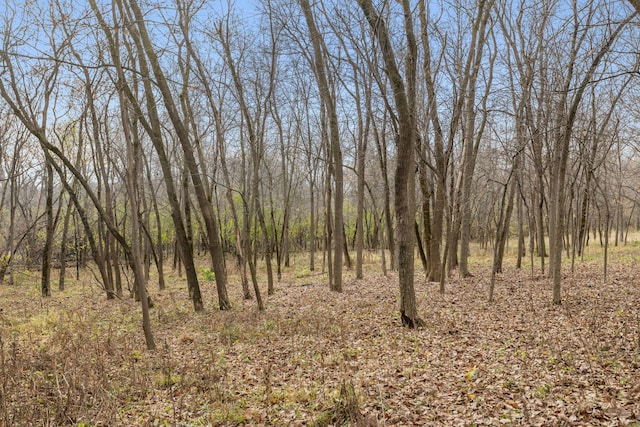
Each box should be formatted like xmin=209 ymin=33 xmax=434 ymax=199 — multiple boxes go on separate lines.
xmin=358 ymin=0 xmax=423 ymax=327
xmin=299 ymin=0 xmax=343 ymax=292
xmin=455 ymin=0 xmax=493 ymax=278
xmin=58 ymin=194 xmax=73 ymax=291
xmin=89 ymin=0 xmax=204 ymax=309
xmin=143 ymin=154 xmax=166 ymax=291
xmin=119 ymin=73 xmax=156 ymax=350
xmin=418 ymin=0 xmax=445 ymax=282
xmin=41 ymin=158 xmax=55 ymax=297
xmin=373 ymin=115 xmax=394 ymax=271
xmin=125 ymin=0 xmax=229 ymax=310
xmin=309 ymin=178 xmax=316 ymax=271
xmin=548 ymin=15 xmax=631 ymax=305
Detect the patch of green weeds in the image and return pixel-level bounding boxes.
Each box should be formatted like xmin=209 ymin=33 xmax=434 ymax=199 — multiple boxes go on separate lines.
xmin=342 ymin=347 xmax=363 ymax=361
xmin=207 ymin=403 xmax=248 ymax=424
xmin=535 ymin=384 xmax=552 ymax=398
xmin=260 ymin=319 xmax=277 ymax=333
xmin=154 ymin=372 xmax=180 ymax=388
xmin=294 ymin=267 xmax=312 ymax=279
xmin=131 ymin=349 xmax=143 ymax=362
xmin=504 ymin=377 xmax=519 ymax=390
xmin=199 ymin=267 xmax=215 ymax=282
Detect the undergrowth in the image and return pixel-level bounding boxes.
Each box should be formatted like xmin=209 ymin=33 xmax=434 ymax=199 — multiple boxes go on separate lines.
xmin=0 ymin=249 xmax=639 ymax=425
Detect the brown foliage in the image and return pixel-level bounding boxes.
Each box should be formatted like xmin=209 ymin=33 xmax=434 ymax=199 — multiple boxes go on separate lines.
xmin=1 ymin=254 xmax=640 ymax=425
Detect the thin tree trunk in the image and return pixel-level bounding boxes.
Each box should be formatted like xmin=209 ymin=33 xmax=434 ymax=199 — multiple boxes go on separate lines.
xmin=549 ymin=15 xmax=631 ymax=305
xmin=58 ymin=194 xmax=73 ymax=291
xmin=309 ymin=177 xmax=316 ymax=271
xmin=121 ymin=93 xmax=156 ymax=351
xmin=41 ymin=158 xmax=54 ymax=297
xmin=143 ymin=154 xmax=166 ymax=291
xmin=419 ymin=0 xmax=444 ymax=282
xmin=372 ymin=114 xmax=394 ymax=271
xmin=299 ymin=0 xmax=343 ymax=293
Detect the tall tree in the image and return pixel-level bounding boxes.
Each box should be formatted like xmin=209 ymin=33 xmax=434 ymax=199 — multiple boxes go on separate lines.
xmin=299 ymin=0 xmax=344 ymax=293
xmin=453 ymin=0 xmax=494 ymax=278
xmin=548 ymin=10 xmax=633 ymax=305
xmin=89 ymin=0 xmax=207 ymax=311
xmin=357 ymin=0 xmax=423 ymax=327
xmin=123 ymin=0 xmax=231 ymax=310
xmin=418 ymin=0 xmax=447 ymax=282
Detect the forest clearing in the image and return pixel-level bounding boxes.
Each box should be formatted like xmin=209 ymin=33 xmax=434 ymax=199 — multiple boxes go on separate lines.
xmin=1 ymin=242 xmax=639 ymax=426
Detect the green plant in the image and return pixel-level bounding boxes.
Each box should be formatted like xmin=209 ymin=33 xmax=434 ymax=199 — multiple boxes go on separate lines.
xmin=200 ymin=267 xmax=215 ymax=282
xmin=0 ymin=253 xmax=9 ymax=270
xmin=154 ymin=372 xmax=180 ymax=389
xmin=295 ymin=268 xmax=312 ymax=279
xmin=535 ymin=384 xmax=552 ymax=398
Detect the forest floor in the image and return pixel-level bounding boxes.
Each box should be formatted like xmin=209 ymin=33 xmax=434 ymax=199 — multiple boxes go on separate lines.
xmin=1 ymin=243 xmax=640 ymax=426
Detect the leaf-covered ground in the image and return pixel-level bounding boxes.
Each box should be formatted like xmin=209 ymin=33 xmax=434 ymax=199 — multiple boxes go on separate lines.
xmin=1 ymin=249 xmax=640 ymax=426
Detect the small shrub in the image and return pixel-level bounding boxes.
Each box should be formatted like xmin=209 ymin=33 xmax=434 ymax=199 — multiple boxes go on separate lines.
xmin=200 ymin=267 xmax=215 ymax=282
xmin=313 ymin=381 xmax=373 ymax=427
xmin=154 ymin=372 xmax=180 ymax=389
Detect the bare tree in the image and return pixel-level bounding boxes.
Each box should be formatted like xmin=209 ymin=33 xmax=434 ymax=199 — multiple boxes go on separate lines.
xmin=122 ymin=0 xmax=231 ymax=310
xmin=299 ymin=0 xmax=344 ymax=293
xmin=547 ymin=9 xmax=633 ymax=305
xmin=89 ymin=0 xmax=209 ymax=311
xmin=357 ymin=0 xmax=423 ymax=327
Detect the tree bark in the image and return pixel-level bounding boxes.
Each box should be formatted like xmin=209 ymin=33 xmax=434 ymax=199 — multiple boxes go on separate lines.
xmin=358 ymin=0 xmax=423 ymax=327
xmin=41 ymin=158 xmax=54 ymax=297
xmin=418 ymin=0 xmax=446 ymax=282
xmin=299 ymin=0 xmax=344 ymax=293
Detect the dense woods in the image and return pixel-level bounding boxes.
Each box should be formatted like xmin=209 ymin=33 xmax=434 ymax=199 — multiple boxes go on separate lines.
xmin=1 ymin=0 xmax=640 ymax=345
xmin=2 ymin=0 xmax=640 ymax=424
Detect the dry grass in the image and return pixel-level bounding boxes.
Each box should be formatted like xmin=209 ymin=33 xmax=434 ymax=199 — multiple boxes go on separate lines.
xmin=0 ymin=243 xmax=639 ymax=425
